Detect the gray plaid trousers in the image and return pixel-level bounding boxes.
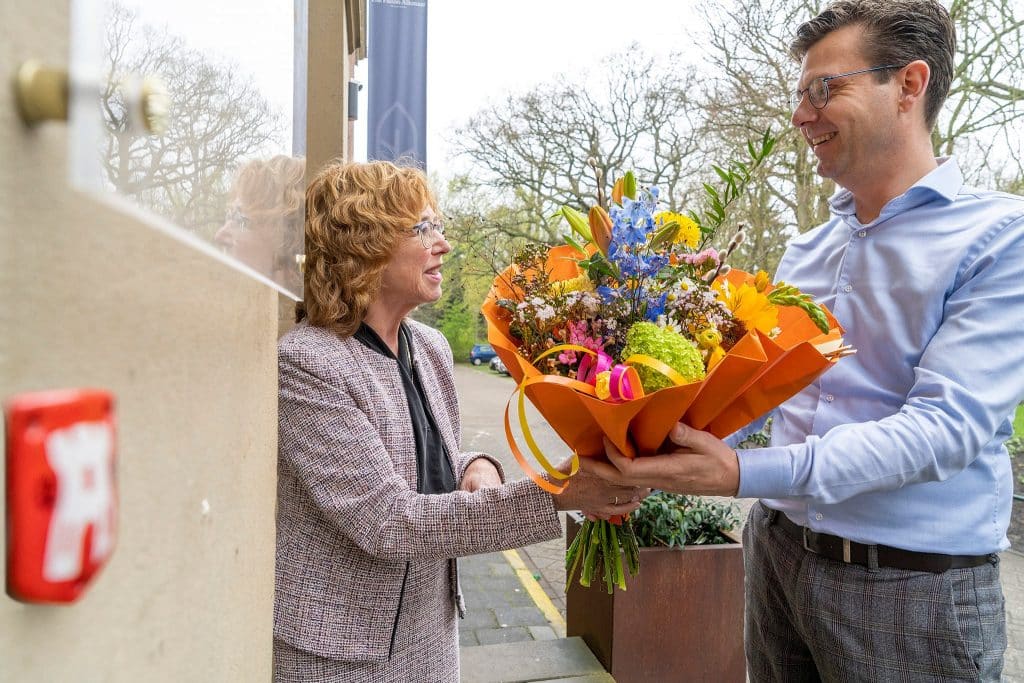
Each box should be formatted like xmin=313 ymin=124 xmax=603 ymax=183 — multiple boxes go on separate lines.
xmin=743 ymin=502 xmax=1006 ymax=682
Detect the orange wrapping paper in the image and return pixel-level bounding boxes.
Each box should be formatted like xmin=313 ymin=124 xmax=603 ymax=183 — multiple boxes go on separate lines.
xmin=481 ymin=245 xmax=843 ymax=475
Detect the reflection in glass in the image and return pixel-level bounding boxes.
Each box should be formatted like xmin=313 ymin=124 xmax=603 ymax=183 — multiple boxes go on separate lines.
xmin=216 ymin=156 xmax=305 ymax=294
xmin=72 ymin=0 xmax=303 ymax=299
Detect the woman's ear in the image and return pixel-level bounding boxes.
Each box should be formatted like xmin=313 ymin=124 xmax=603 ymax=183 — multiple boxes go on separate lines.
xmin=897 ymin=60 xmax=931 ymax=116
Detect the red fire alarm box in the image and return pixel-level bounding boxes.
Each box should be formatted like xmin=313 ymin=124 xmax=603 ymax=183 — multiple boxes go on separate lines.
xmin=5 ymin=389 xmax=117 ymax=603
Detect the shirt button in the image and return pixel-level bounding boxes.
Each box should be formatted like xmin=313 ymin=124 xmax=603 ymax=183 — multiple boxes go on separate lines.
xmin=842 ymin=285 xmax=853 ymax=293
xmin=858 ymin=230 xmax=867 ymax=238
xmin=825 ymin=394 xmax=835 ymax=402
xmin=815 ymin=513 xmax=824 ymax=521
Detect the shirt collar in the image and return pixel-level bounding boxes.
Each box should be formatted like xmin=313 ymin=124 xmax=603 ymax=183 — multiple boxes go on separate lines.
xmin=828 ymin=157 xmax=962 ymax=223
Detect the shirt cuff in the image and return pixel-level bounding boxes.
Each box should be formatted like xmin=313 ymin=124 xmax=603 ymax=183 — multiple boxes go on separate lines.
xmin=737 ymin=446 xmax=794 ymax=499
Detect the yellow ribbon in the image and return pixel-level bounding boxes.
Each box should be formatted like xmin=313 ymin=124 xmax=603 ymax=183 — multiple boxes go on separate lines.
xmin=501 ymin=344 xmax=596 ymax=494
xmin=501 ymin=345 xmax=690 ymax=495
xmin=623 ymin=353 xmax=692 ymax=387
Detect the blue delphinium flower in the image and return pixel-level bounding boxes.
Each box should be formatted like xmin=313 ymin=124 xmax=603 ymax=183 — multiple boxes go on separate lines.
xmin=596 ymin=285 xmax=621 ymax=303
xmin=643 ymin=291 xmax=668 ymax=320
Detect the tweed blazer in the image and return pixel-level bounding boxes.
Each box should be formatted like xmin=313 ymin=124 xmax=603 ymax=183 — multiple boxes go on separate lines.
xmin=275 ymin=320 xmax=561 ymax=668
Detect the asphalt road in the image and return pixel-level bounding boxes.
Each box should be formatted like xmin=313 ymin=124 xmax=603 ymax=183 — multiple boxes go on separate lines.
xmin=454 ymin=363 xmax=574 ymax=479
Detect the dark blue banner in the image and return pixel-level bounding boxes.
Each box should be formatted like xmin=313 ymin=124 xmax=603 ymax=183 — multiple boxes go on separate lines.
xmin=367 ymin=0 xmax=428 ymax=168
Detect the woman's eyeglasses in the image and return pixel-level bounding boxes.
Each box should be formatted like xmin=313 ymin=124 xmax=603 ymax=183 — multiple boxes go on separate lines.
xmin=411 ymin=219 xmax=446 ymax=248
xmin=224 ymin=207 xmax=250 ymax=231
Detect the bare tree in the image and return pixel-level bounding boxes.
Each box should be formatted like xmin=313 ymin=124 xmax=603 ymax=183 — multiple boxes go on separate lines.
xmin=102 ymin=4 xmax=284 ymax=239
xmin=701 ymin=0 xmax=835 ymax=239
xmin=938 ymin=0 xmax=1024 ymax=157
xmin=453 ymin=48 xmax=707 ymax=243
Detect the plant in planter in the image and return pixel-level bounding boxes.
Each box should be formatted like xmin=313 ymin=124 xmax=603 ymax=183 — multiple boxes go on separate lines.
xmin=566 ymin=493 xmax=745 ymax=683
xmin=631 ymin=491 xmax=740 ymax=547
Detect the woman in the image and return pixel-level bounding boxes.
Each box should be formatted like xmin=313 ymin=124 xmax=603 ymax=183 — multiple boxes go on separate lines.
xmin=274 ymin=160 xmax=643 ymax=682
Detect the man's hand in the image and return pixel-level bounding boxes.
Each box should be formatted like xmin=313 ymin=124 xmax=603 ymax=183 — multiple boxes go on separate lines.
xmin=581 ymin=423 xmax=740 ymax=496
xmin=459 ymin=458 xmax=502 ymax=493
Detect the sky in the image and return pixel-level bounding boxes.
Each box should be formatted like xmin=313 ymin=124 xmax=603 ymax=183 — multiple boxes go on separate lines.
xmin=114 ymin=0 xmax=706 ymax=172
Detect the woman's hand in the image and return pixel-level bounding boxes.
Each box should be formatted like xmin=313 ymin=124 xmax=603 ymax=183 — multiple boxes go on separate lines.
xmin=550 ymin=458 xmax=647 ymax=519
xmin=459 ymin=458 xmax=503 ymax=493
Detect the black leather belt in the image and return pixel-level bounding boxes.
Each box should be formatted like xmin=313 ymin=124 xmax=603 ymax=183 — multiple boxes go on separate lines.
xmin=769 ymin=506 xmax=994 ymax=573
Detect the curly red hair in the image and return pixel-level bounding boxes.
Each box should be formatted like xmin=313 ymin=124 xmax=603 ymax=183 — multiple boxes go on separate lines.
xmin=299 ymin=160 xmax=437 ymax=337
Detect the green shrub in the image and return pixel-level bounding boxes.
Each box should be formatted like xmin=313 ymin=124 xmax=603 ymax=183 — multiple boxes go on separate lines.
xmin=631 ymin=491 xmax=740 ymax=548
xmin=737 ymin=418 xmax=772 ymax=449
xmin=436 ymin=304 xmax=476 ymax=361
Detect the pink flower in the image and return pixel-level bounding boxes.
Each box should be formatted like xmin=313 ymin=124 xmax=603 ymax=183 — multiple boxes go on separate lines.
xmin=558 ymin=320 xmax=605 ymax=365
xmin=682 ymin=248 xmax=720 ymax=266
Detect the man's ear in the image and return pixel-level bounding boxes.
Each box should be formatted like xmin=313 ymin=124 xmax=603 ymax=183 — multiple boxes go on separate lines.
xmin=897 ymin=60 xmax=931 ymax=116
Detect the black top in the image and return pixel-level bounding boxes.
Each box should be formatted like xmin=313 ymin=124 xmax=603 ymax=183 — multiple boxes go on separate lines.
xmin=353 ymin=322 xmax=457 ymax=495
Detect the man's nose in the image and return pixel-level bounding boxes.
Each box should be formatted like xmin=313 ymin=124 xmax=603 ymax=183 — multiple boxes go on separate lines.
xmin=791 ymin=94 xmax=817 ymax=129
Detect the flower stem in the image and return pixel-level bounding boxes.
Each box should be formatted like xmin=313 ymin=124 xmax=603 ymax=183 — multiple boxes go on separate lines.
xmin=565 ymin=518 xmax=641 ymax=594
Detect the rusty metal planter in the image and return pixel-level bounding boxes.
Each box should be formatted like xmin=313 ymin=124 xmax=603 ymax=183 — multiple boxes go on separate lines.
xmin=566 ymin=514 xmax=746 ymax=683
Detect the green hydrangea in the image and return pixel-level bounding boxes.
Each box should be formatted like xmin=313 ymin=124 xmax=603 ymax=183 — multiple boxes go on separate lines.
xmin=620 ymin=321 xmax=705 ymax=392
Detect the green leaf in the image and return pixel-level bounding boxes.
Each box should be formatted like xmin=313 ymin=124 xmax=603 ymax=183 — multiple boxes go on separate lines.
xmin=563 ymin=232 xmax=588 ymax=255
xmin=802 ymin=301 xmax=831 ymax=334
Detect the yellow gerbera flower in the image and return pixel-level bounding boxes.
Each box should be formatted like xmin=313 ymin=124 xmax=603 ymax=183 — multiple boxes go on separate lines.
xmin=655 ymin=211 xmax=701 ymax=249
xmin=716 ymin=281 xmax=778 ymax=335
xmin=549 ymin=273 xmax=595 ymax=295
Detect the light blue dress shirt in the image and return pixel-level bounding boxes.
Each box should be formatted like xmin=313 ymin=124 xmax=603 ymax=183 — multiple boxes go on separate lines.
xmin=736 ymin=158 xmax=1024 ymax=554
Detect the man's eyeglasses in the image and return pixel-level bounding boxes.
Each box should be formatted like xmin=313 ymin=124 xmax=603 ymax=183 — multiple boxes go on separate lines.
xmin=789 ymin=65 xmax=901 ymax=111
xmin=411 ymin=219 xmax=446 ymax=248
xmin=225 ymin=207 xmax=250 ymax=230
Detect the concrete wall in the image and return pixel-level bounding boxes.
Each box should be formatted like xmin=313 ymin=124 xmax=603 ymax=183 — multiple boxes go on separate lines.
xmin=1 ymin=2 xmax=281 ymax=679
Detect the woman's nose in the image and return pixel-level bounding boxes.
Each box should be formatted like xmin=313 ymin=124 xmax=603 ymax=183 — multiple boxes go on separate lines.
xmin=434 ymin=235 xmax=452 ymax=255
xmin=214 ymin=222 xmax=233 ymax=248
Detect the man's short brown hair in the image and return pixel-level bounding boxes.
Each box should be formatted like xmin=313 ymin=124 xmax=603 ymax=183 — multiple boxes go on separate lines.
xmin=790 ymin=0 xmax=956 ymax=129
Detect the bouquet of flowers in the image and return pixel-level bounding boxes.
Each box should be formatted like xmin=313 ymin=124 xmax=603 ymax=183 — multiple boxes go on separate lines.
xmin=481 ymin=132 xmax=852 ymax=593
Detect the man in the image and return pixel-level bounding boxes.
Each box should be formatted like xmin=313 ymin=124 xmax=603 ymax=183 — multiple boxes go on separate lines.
xmin=585 ymin=1 xmax=1024 ymax=680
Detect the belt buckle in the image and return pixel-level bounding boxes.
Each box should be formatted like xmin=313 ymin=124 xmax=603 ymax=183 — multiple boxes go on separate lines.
xmin=803 ymin=526 xmax=853 ymax=563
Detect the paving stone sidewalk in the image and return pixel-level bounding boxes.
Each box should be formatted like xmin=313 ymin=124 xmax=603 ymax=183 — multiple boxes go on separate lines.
xmin=458 ymin=551 xmax=561 ymax=648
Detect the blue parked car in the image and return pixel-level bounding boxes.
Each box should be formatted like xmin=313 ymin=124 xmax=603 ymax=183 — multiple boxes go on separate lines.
xmin=469 ymin=343 xmax=497 ymax=365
